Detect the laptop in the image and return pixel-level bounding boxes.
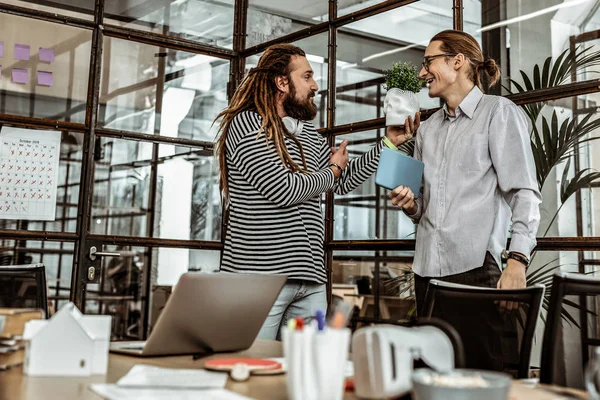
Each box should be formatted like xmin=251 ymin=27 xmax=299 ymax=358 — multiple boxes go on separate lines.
xmin=110 ymin=273 xmax=286 ymax=357
xmin=375 ymin=147 xmax=424 ymax=197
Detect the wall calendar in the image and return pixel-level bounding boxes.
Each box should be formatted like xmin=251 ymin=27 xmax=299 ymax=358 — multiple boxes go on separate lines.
xmin=0 ymin=127 xmax=61 ymax=221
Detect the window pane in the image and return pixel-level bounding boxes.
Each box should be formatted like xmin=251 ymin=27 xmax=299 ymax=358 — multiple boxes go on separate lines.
xmin=465 ymin=0 xmax=600 ymax=91
xmin=246 ymin=0 xmax=327 ymax=48
xmin=0 ymin=13 xmax=91 ymax=123
xmin=99 ymin=37 xmax=230 ymax=139
xmin=2 ymin=0 xmax=95 ymax=20
xmin=84 ymin=245 xmax=221 ymax=340
xmin=332 ymin=250 xmax=415 ymax=323
xmin=91 ymin=138 xmax=221 ymax=241
xmin=0 ymin=239 xmax=75 ymax=316
xmin=245 ymin=33 xmax=329 ymax=129
xmin=154 ymin=145 xmax=221 ymax=241
xmin=335 ymin=2 xmax=450 ymax=125
xmin=333 ymin=131 xmax=416 ymax=240
xmin=92 ymin=138 xmax=152 ymax=237
xmin=338 ymin=0 xmax=386 ymax=18
xmin=0 ymin=129 xmax=83 ymax=233
xmin=104 ymin=0 xmax=234 ymax=49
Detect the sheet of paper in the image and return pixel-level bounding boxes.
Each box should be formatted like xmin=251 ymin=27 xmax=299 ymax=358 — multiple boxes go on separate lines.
xmin=14 ymin=44 xmax=30 ymax=61
xmin=0 ymin=127 xmax=61 ymax=221
xmin=269 ymin=357 xmax=354 ymax=377
xmin=37 ymin=71 xmax=53 ymax=87
xmin=39 ymin=48 xmax=54 ymax=63
xmin=117 ymin=364 xmax=228 ymax=389
xmin=12 ymin=68 xmax=28 ymax=84
xmin=90 ymin=385 xmax=254 ymax=400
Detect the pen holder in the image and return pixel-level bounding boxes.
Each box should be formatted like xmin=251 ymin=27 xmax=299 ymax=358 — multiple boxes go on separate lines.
xmin=282 ymin=326 xmax=350 ymax=400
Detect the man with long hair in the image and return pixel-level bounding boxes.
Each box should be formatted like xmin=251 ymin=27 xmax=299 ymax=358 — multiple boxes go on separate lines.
xmin=390 ymin=30 xmax=542 ymax=370
xmin=215 ymin=44 xmax=417 ymax=340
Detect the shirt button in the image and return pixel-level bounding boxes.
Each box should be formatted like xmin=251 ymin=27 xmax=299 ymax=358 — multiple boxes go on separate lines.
xmin=438 ymin=202 xmax=443 ymax=206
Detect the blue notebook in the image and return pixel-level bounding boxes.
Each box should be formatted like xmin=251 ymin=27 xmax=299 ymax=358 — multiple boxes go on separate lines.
xmin=375 ymin=147 xmax=424 ymax=197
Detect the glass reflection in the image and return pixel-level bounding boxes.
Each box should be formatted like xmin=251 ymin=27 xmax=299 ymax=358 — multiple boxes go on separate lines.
xmin=92 ymin=139 xmax=221 ymax=241
xmin=333 ymin=131 xmax=416 ymax=241
xmin=99 ymin=37 xmax=230 ymax=140
xmin=105 ymin=0 xmax=235 ymax=49
xmin=0 ymin=13 xmax=91 ymax=123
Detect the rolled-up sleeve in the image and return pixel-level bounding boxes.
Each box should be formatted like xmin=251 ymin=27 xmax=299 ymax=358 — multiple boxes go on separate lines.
xmin=488 ymin=103 xmax=542 ymax=258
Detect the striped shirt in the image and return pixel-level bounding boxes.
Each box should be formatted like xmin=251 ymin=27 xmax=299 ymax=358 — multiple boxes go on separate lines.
xmin=220 ymin=111 xmax=381 ymax=283
xmin=408 ymin=86 xmax=542 ymax=277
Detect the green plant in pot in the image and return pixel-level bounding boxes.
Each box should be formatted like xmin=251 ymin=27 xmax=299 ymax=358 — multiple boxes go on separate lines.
xmin=504 ymin=45 xmax=600 ymax=328
xmin=383 ymin=62 xmax=422 ymax=129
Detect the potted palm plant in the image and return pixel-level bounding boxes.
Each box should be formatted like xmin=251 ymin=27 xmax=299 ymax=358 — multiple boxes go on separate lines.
xmin=383 ymin=62 xmax=422 ymax=131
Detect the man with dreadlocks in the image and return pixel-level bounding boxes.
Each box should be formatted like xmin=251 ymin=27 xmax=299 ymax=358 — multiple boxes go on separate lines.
xmin=214 ymin=43 xmax=418 ymax=340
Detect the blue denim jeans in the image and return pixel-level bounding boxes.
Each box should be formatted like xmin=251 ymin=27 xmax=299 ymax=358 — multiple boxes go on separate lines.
xmin=258 ymin=279 xmax=327 ymax=341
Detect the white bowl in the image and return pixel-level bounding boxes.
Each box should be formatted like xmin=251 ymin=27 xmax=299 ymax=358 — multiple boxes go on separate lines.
xmin=412 ymin=369 xmax=511 ymax=400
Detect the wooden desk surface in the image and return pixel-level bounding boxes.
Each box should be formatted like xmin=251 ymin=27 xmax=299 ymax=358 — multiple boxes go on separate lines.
xmin=0 ymin=339 xmax=588 ymax=400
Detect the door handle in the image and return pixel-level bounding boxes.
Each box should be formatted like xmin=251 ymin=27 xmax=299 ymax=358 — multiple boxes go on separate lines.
xmin=89 ymin=246 xmax=121 ymax=261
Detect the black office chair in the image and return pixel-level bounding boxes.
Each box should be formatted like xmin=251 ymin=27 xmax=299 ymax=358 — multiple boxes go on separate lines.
xmin=540 ymin=272 xmax=600 ymax=387
xmin=422 ymin=280 xmax=545 ymax=378
xmin=0 ymin=263 xmax=48 ymax=318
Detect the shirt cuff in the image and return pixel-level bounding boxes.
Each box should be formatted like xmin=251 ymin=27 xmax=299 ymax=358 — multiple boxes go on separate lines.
xmin=403 ymin=200 xmax=421 ymax=219
xmin=509 ymin=232 xmax=537 ymax=259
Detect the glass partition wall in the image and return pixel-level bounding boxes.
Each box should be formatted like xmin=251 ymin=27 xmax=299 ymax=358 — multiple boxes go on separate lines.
xmin=0 ymin=1 xmax=599 ymax=347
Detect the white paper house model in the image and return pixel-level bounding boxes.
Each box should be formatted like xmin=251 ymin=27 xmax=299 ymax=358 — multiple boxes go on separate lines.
xmin=23 ymin=302 xmax=111 ymax=376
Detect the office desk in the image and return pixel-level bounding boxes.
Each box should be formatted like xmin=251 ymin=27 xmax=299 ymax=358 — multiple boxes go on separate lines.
xmin=0 ymin=339 xmax=588 ymax=400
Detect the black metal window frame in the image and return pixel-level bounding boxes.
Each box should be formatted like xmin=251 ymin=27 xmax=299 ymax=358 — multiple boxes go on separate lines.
xmin=0 ymin=0 xmax=596 ymax=325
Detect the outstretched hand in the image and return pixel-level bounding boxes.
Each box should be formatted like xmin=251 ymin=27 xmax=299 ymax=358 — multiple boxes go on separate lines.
xmin=386 ymin=112 xmax=420 ymax=147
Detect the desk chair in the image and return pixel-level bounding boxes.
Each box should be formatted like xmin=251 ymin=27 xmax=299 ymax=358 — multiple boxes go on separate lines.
xmin=0 ymin=263 xmax=48 ymax=318
xmin=540 ymin=272 xmax=600 ymax=386
xmin=422 ymin=280 xmax=545 ymax=378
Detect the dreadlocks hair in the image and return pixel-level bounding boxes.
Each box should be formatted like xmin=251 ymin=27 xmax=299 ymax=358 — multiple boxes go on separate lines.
xmin=214 ymin=43 xmax=310 ymax=202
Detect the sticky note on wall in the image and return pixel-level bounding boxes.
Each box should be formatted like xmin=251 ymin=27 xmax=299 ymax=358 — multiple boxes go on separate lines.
xmin=12 ymin=68 xmax=28 ymax=84
xmin=39 ymin=48 xmax=54 ymax=63
xmin=14 ymin=44 xmax=30 ymax=61
xmin=37 ymin=71 xmax=52 ymax=87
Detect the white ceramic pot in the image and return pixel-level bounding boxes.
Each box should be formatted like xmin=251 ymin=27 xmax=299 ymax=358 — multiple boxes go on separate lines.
xmin=383 ymin=88 xmax=420 ymax=126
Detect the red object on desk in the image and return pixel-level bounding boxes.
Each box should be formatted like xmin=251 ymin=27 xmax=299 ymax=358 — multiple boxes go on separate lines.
xmin=204 ymin=358 xmax=281 ymax=372
xmin=345 ymin=378 xmax=355 ymax=392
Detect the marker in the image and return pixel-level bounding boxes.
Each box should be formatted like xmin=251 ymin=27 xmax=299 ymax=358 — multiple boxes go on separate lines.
xmin=330 ymin=311 xmax=346 ymax=329
xmin=315 ymin=310 xmax=326 ymax=331
xmin=287 ymin=318 xmax=297 ymax=330
xmin=295 ymin=317 xmax=304 ymax=331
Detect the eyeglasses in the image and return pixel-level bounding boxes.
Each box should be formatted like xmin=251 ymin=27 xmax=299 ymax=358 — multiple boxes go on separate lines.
xmin=422 ymin=53 xmax=457 ymax=71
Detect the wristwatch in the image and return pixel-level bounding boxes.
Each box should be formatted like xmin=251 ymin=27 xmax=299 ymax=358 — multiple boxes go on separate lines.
xmin=502 ymin=249 xmax=529 ymax=268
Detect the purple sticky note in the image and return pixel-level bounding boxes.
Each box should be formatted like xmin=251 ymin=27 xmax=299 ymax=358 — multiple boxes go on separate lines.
xmin=0 ymin=42 xmax=4 ymax=58
xmin=37 ymin=71 xmax=52 ymax=87
xmin=12 ymin=68 xmax=28 ymax=84
xmin=15 ymin=44 xmax=30 ymax=61
xmin=39 ymin=48 xmax=54 ymax=63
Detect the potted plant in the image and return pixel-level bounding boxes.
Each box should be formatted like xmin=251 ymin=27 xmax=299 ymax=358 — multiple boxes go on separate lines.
xmin=383 ymin=62 xmax=422 ymax=131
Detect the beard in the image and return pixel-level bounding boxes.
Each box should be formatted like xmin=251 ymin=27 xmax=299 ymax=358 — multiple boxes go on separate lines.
xmin=282 ymin=81 xmax=317 ymax=121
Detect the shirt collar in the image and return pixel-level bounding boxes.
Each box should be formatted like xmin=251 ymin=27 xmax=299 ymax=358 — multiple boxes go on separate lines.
xmin=442 ymin=86 xmax=483 ymax=120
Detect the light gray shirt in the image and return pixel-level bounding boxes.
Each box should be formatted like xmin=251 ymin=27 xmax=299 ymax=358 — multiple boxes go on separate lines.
xmin=408 ymin=86 xmax=542 ymax=277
